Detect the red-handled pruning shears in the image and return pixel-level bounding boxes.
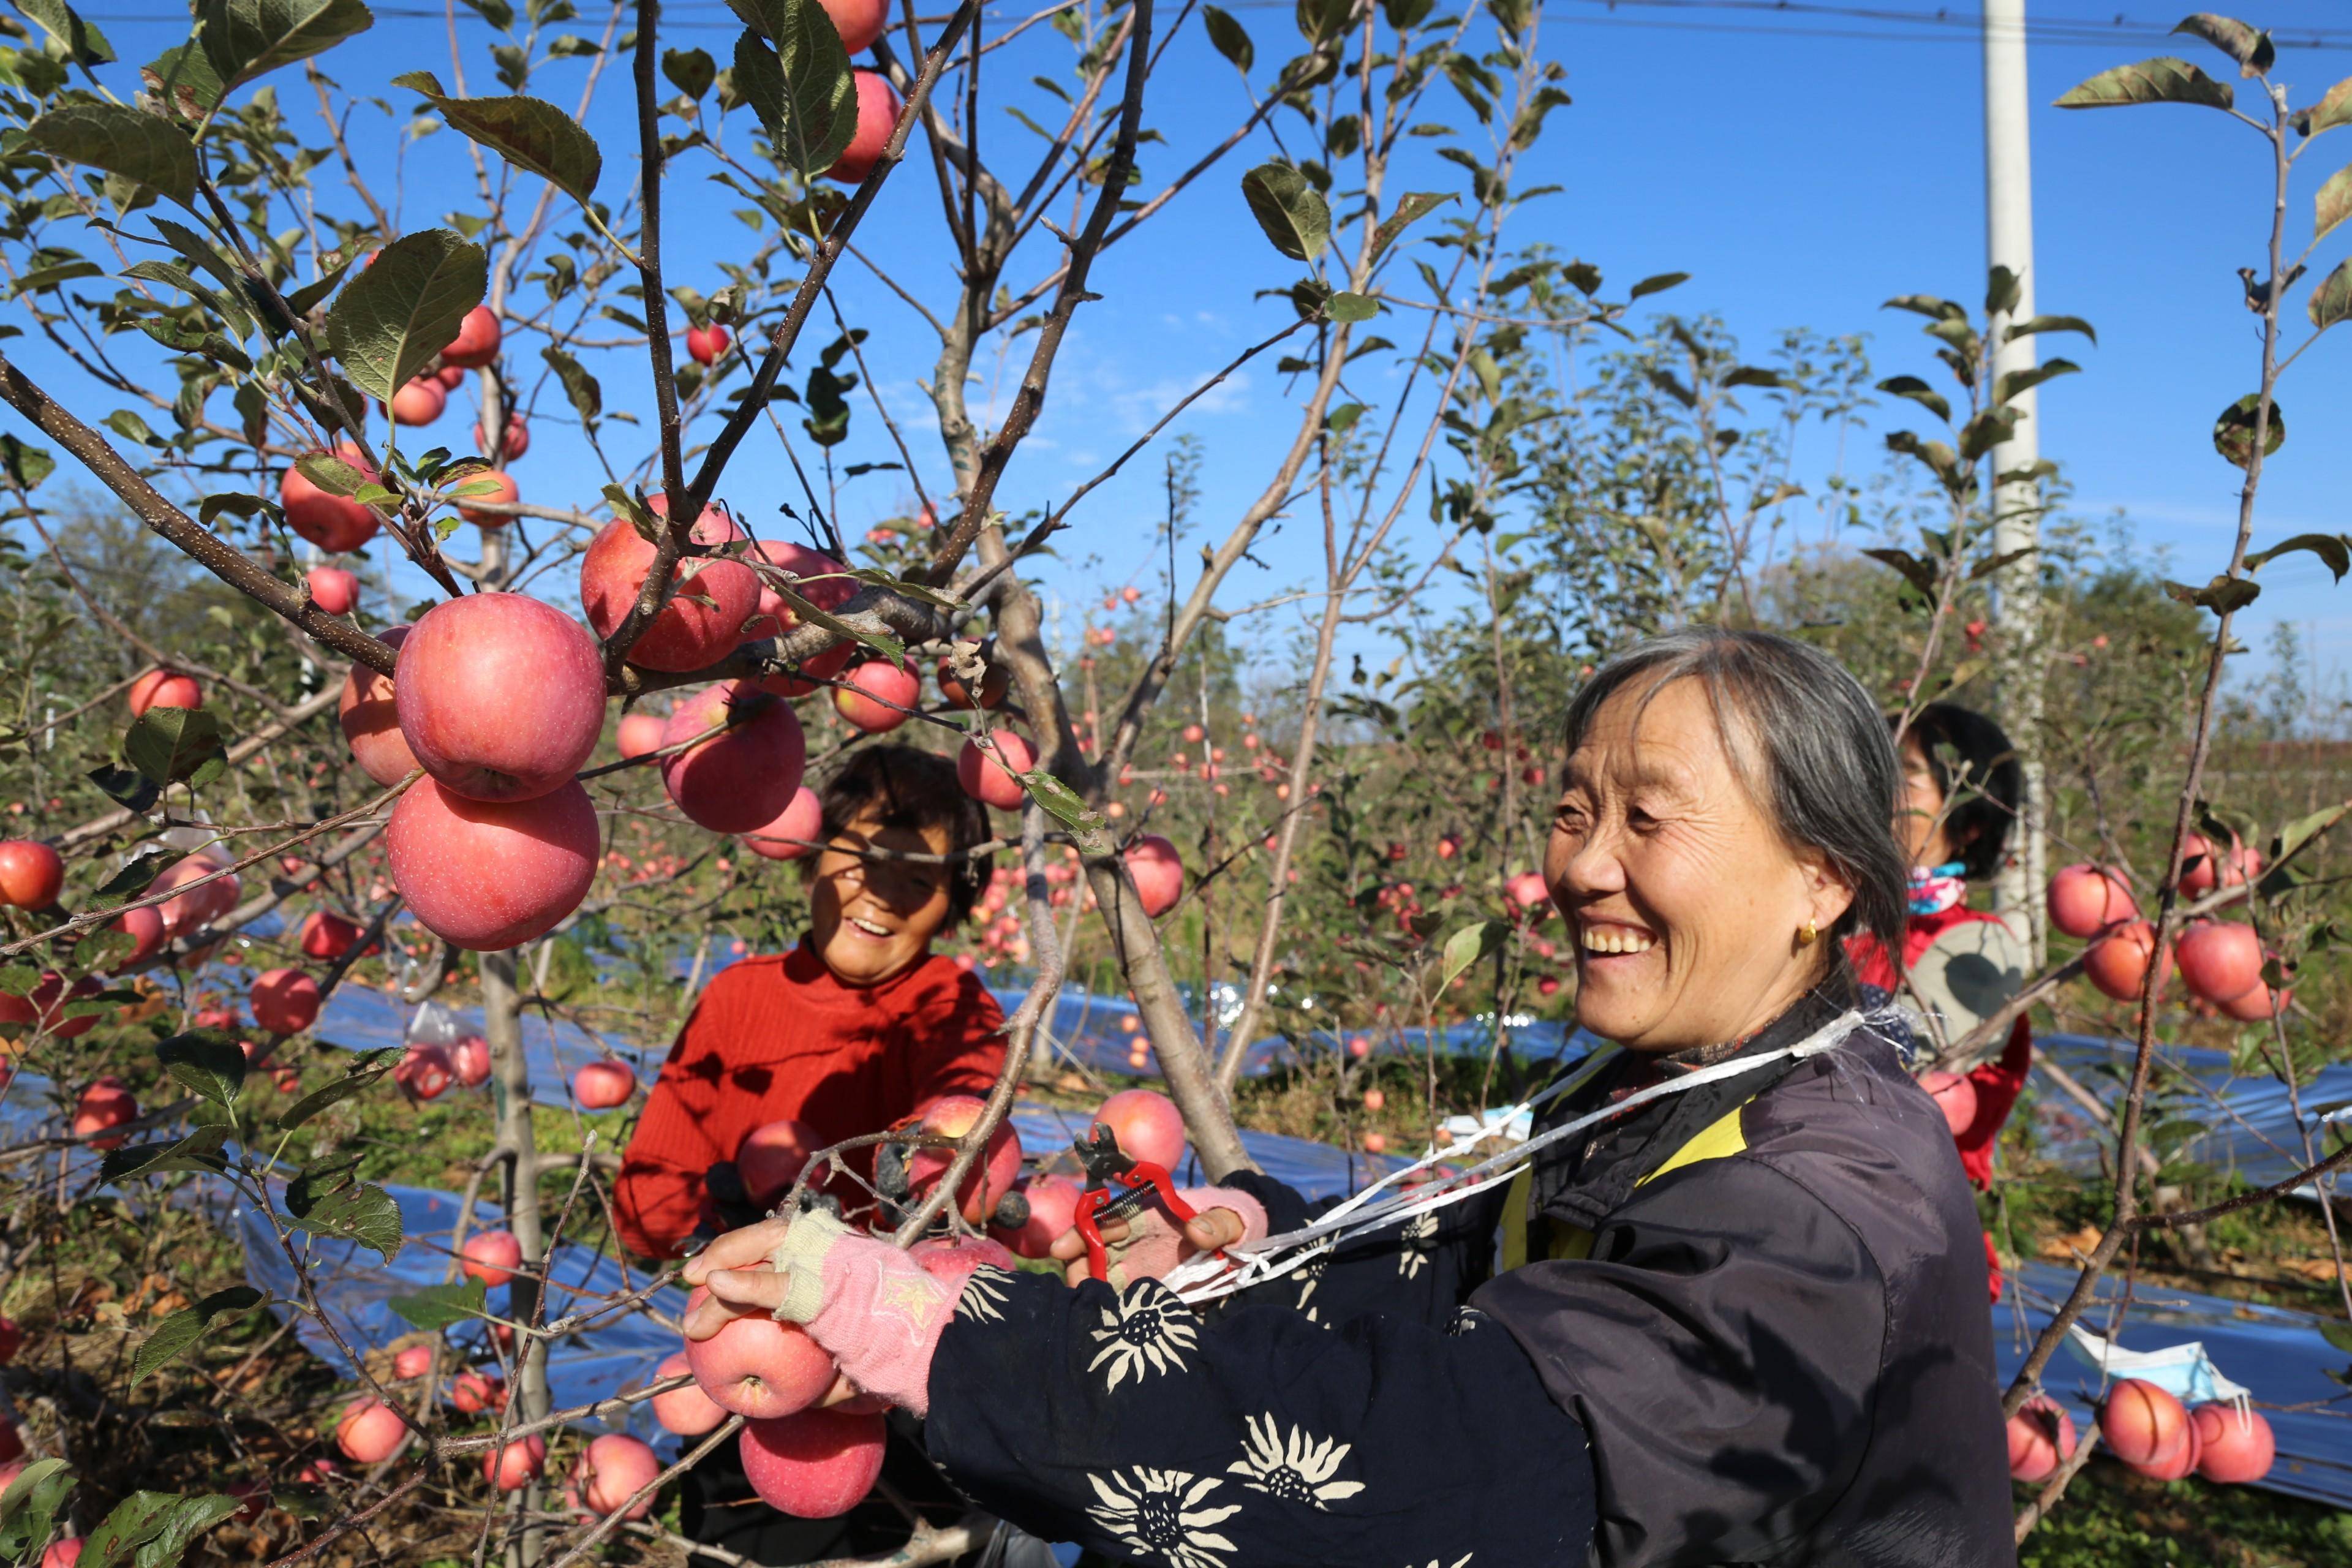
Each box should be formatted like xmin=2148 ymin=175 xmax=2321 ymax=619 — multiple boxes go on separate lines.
xmin=1071 ymin=1123 xmax=1210 ymax=1283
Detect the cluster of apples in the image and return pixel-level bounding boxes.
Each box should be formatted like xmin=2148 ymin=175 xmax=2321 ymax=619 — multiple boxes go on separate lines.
xmin=2048 ymin=837 xmax=2283 ymax=1019
xmin=2039 ymin=1377 xmax=2276 ymax=1485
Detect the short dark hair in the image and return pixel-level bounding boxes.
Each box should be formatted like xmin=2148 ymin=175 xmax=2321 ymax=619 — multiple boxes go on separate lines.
xmin=813 ymin=745 xmax=992 ymax=925
xmin=1898 ymin=703 xmax=2022 ymax=883
xmin=1561 ymin=629 xmax=1909 ymax=974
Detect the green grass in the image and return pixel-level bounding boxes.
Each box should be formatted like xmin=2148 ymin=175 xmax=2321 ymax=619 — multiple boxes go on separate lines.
xmin=2022 ymin=1464 xmax=2352 ymax=1567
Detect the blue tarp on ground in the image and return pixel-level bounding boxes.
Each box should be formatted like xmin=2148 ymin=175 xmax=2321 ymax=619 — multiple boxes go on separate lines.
xmin=2032 ymin=1031 xmax=2352 ymax=1190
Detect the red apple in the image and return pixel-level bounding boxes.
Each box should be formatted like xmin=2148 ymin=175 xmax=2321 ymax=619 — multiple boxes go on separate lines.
xmin=308 ymin=567 xmax=359 ymax=616
xmin=41 ymin=1541 xmax=81 ymax=1568
xmin=2083 ymin=920 xmax=2170 ymax=1003
xmin=660 ymin=682 xmax=807 ymax=834
xmin=0 ymin=840 xmax=62 ymax=909
xmin=250 ymin=968 xmax=322 ymax=1035
xmin=956 ymin=729 xmax=1036 ymax=812
xmin=905 ymin=1095 xmax=1023 ymax=1224
xmin=451 ymin=1034 xmax=492 ymax=1087
xmin=743 ymin=786 xmax=823 ymax=864
xmin=386 ymin=378 xmax=447 ymax=428
xmin=682 ymin=1287 xmax=838 ymax=1419
xmin=616 ymin=711 xmax=668 ymax=761
xmin=460 ymin=1229 xmax=524 ymax=1288
xmin=385 ymin=778 xmax=599 ymax=951
xmin=826 ymin=72 xmax=900 ymax=185
xmin=127 ymin=669 xmax=203 ymax=716
xmin=2047 ymin=862 xmax=2136 ymax=938
xmin=281 ymin=445 xmax=381 ymax=553
xmin=0 ymin=1315 xmax=23 ymax=1363
xmin=396 ymin=1042 xmax=454 ymax=1100
xmin=108 ymin=903 xmax=165 ymax=965
xmin=437 ymin=363 xmax=469 ymax=389
xmin=2130 ymin=1414 xmax=2202 ymax=1482
xmin=334 ymin=1398 xmax=409 ymax=1463
xmin=1120 ymin=835 xmax=1183 ymax=918
xmin=450 ymin=1368 xmax=507 ymax=1414
xmin=1506 ymin=870 xmax=1552 ymax=913
xmin=1918 ymin=1070 xmax=1977 ymax=1138
xmin=685 ymin=323 xmax=730 ymax=366
xmin=571 ymin=1433 xmax=661 ymax=1518
xmin=2098 ymin=1378 xmax=2189 ymax=1468
xmin=935 ymin=652 xmax=1009 ymax=710
xmin=740 ymin=1408 xmax=886 ymax=1518
xmin=1362 ymin=1088 xmax=1385 ymax=1112
xmin=2190 ymin=1402 xmax=2274 ymax=1483
xmin=651 ymin=1349 xmax=729 ymax=1436
xmin=573 ymin=1060 xmax=636 ymax=1109
xmin=441 ymin=305 xmax=502 ymax=369
xmin=2222 ymin=976 xmax=2288 ymax=1023
xmin=392 ymin=1344 xmax=433 ymax=1379
xmin=475 ymin=416 xmax=529 ymax=461
xmin=992 ymin=1175 xmax=1082 ymax=1259
xmin=339 ymin=625 xmax=418 ymax=786
xmin=394 ymin=593 xmax=605 ymax=802
xmin=299 ymin=910 xmax=363 ymax=962
xmin=579 ymin=496 xmax=759 ymax=673
xmin=484 ymin=1433 xmax=545 ymax=1492
xmin=456 ymin=469 xmax=519 ymax=529
xmin=151 ymin=853 xmax=239 ymax=938
xmin=2180 ymin=832 xmax=2261 ymax=895
xmin=737 ymin=1118 xmax=821 ymax=1204
xmin=832 ymin=659 xmax=919 ymax=733
xmin=1093 ymin=1087 xmax=1186 ymax=1169
xmin=819 ymin=0 xmax=888 ymax=51
xmin=2176 ymin=921 xmax=2263 ymax=1004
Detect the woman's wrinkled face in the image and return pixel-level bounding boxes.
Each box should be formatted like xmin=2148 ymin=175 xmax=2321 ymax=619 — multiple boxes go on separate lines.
xmin=1542 ymin=678 xmax=1854 ymax=1054
xmin=808 ymin=809 xmax=955 ymax=987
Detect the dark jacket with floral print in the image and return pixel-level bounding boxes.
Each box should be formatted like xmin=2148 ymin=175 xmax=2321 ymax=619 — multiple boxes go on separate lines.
xmin=921 ymin=987 xmax=2014 ymax=1568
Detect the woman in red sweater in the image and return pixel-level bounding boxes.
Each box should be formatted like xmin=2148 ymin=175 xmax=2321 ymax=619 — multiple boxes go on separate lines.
xmin=614 ymin=745 xmax=1008 ymax=1261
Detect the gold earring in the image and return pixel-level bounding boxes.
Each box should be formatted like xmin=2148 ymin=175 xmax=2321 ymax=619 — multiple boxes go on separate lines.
xmin=1798 ymin=919 xmax=1819 ymax=947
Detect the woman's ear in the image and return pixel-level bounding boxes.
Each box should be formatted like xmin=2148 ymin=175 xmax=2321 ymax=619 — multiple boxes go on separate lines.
xmin=1796 ymin=846 xmax=1857 ymax=932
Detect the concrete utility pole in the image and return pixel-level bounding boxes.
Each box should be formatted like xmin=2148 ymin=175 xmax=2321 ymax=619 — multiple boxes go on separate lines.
xmin=1983 ymin=0 xmax=2048 ymax=964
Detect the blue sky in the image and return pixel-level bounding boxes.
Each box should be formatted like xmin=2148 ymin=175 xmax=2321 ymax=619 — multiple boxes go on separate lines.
xmin=18 ymin=0 xmax=2352 ymax=704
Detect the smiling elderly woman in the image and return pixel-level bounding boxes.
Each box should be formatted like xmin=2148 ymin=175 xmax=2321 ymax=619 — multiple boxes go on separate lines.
xmin=682 ymin=629 xmax=2016 ymax=1568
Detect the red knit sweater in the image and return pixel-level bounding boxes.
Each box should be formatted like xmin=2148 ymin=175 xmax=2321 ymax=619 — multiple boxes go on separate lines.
xmin=613 ymin=943 xmax=1006 ymax=1259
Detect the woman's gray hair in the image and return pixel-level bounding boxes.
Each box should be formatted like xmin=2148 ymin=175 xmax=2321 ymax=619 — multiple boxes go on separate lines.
xmin=1560 ymin=628 xmax=1910 ymax=973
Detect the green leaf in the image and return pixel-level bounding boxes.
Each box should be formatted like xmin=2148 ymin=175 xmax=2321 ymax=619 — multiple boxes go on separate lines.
xmin=294 ymin=450 xmax=369 ymax=497
xmin=2004 ymin=314 xmax=2096 ymax=347
xmin=391 ymin=71 xmax=602 ymax=209
xmin=282 ymin=249 xmax=359 ymax=317
xmin=156 ymin=1028 xmax=245 ymax=1106
xmin=1019 ymin=770 xmax=1102 ymax=834
xmin=2274 ymin=802 xmax=2348 ymax=866
xmin=15 ymin=0 xmax=112 ymax=64
xmin=1292 ymin=0 xmax=1347 ymax=45
xmin=1326 ymin=401 xmax=1363 ymax=433
xmin=2322 ymin=1319 xmax=2352 ymax=1356
xmin=541 ymin=342 xmax=602 ymax=426
xmin=1327 ymin=291 xmax=1377 ymax=323
xmin=2308 ymin=258 xmax=2352 ymax=330
xmin=2291 ymin=77 xmax=2352 ymax=139
xmin=1626 ymin=271 xmax=1688 ymax=301
xmin=1509 ymin=84 xmax=1570 ymax=151
xmin=2212 ymin=392 xmax=2283 ymax=469
xmin=2054 ymin=56 xmax=2233 ymax=111
xmin=2163 ymin=573 xmax=2261 ymax=614
xmin=1863 ymin=546 xmax=1941 ymax=597
xmin=662 ymin=44 xmax=714 ymax=99
xmin=1883 ymin=293 xmax=1964 ymax=321
xmin=143 ymin=43 xmax=225 ymax=115
xmin=1366 ymin=190 xmax=1452 ymax=268
xmin=1958 ymin=407 xmax=2020 ymax=462
xmin=1438 ymin=919 xmax=1507 ymax=992
xmin=1240 ymin=162 xmax=1330 ymax=263
xmin=99 ymin=1125 xmax=232 ymax=1184
xmin=0 ymin=964 xmax=39 ymax=998
xmin=1992 ymin=358 xmax=2079 ymax=404
xmin=2247 ymin=531 xmax=2351 ymax=581
xmin=2172 ymin=13 xmax=2272 ymax=77
xmin=25 ymin=105 xmax=198 ymax=207
xmin=2316 ymin=163 xmax=2352 ymax=246
xmin=842 ymin=566 xmax=960 ymax=609
xmin=276 ymin=1049 xmax=400 ymax=1129
xmin=1875 ymin=375 xmax=1949 ymax=423
xmin=196 ymin=0 xmax=372 ymax=89
xmin=81 ymin=1491 xmax=245 ymax=1568
xmin=769 ymin=586 xmax=901 ymax=663
xmin=323 ymin=227 xmax=486 ymax=403
xmin=0 ymin=1460 xmax=77 ymax=1564
xmin=284 ymin=1158 xmax=403 ymax=1261
xmin=725 ymin=0 xmax=854 ymax=179
xmin=131 ymin=1286 xmax=263 ymax=1385
xmin=0 ymin=434 xmax=56 ymax=488
xmin=1202 ymin=4 xmax=1253 ymax=71
xmin=123 ymin=707 xmax=227 ymax=791
xmin=386 ymin=1277 xmax=486 ymax=1330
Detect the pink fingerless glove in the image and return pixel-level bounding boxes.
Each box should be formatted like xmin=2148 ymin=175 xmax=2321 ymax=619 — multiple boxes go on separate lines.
xmin=1096 ymin=1185 xmax=1268 ymax=1287
xmin=769 ymin=1211 xmax=957 ymax=1416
